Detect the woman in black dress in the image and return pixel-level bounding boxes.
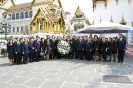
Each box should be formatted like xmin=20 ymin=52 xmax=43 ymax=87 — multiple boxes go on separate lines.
xmin=40 ymin=38 xmax=45 ymax=60
xmin=112 ymin=37 xmax=117 ymax=62
xmin=93 ymin=35 xmax=99 ymax=61
xmin=108 ymin=38 xmax=113 ymax=61
xmin=98 ymin=37 xmax=103 ymax=60
xmin=45 ymin=39 xmax=51 ymax=60
xmin=7 ymin=39 xmax=14 ymax=65
xmin=102 ymin=38 xmax=107 ymax=62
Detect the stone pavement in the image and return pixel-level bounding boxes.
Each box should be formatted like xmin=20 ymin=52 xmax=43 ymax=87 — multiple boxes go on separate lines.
xmin=0 ymin=56 xmax=133 ymax=88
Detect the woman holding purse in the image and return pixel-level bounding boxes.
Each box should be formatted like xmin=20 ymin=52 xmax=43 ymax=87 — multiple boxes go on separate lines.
xmin=7 ymin=39 xmax=14 ymax=66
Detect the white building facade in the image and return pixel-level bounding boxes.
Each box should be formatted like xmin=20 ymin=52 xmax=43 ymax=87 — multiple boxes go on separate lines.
xmin=93 ymin=0 xmax=133 ymax=26
xmin=92 ymin=0 xmax=133 ymax=44
xmin=0 ymin=0 xmax=32 ymax=35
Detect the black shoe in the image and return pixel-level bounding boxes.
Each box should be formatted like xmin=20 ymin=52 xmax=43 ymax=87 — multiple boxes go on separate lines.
xmin=103 ymin=60 xmax=106 ymax=62
xmin=108 ymin=59 xmax=111 ymax=62
xmin=120 ymin=61 xmax=123 ymax=63
xmin=117 ymin=61 xmax=120 ymax=63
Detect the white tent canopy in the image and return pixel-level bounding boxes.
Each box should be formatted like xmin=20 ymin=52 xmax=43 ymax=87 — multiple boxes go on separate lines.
xmin=77 ymin=21 xmax=133 ymax=34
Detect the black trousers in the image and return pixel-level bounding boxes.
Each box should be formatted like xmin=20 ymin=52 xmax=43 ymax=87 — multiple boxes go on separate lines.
xmin=71 ymin=48 xmax=75 ymax=59
xmin=102 ymin=49 xmax=106 ymax=60
xmin=14 ymin=52 xmax=16 ymax=63
xmin=86 ymin=50 xmax=91 ymax=60
xmin=29 ymin=51 xmax=34 ymax=62
xmin=78 ymin=50 xmax=83 ymax=60
xmin=15 ymin=53 xmax=21 ymax=64
xmin=84 ymin=50 xmax=87 ymax=59
xmin=118 ymin=49 xmax=125 ymax=62
xmin=34 ymin=51 xmax=40 ymax=61
xmin=75 ymin=49 xmax=79 ymax=59
xmin=23 ymin=53 xmax=28 ymax=63
xmin=52 ymin=48 xmax=55 ymax=58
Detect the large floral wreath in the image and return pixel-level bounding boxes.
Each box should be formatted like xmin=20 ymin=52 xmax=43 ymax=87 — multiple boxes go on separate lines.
xmin=57 ymin=40 xmax=71 ymax=55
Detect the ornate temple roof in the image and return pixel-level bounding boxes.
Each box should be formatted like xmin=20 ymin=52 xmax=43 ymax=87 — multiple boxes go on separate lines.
xmin=71 ymin=6 xmax=91 ymax=25
xmin=8 ymin=2 xmax=31 ymax=10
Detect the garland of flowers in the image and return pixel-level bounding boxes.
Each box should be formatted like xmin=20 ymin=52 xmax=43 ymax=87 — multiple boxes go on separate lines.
xmin=57 ymin=40 xmax=72 ymax=56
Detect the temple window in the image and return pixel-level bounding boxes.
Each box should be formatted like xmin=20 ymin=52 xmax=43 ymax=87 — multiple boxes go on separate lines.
xmin=39 ymin=19 xmax=43 ymax=30
xmin=12 ymin=14 xmax=15 ymax=20
xmin=16 ymin=13 xmax=19 ymax=19
xmin=76 ymin=15 xmax=82 ymax=18
xmin=13 ymin=27 xmax=15 ymax=32
xmin=20 ymin=12 xmax=24 ymax=19
xmin=74 ymin=25 xmax=84 ymax=31
xmin=25 ymin=12 xmax=28 ymax=18
xmin=21 ymin=27 xmax=23 ymax=31
xmin=30 ymin=26 xmax=32 ymax=31
xmin=4 ymin=15 xmax=6 ymax=19
xmin=29 ymin=11 xmax=32 ymax=18
xmin=17 ymin=27 xmax=19 ymax=32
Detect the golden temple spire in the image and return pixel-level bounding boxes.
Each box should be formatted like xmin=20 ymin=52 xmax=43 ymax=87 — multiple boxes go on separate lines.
xmin=115 ymin=0 xmax=118 ymax=5
xmin=128 ymin=0 xmax=130 ymax=4
xmin=110 ymin=15 xmax=113 ymax=23
xmin=120 ymin=14 xmax=126 ymax=25
xmin=74 ymin=6 xmax=84 ymax=16
xmin=104 ymin=0 xmax=107 ymax=9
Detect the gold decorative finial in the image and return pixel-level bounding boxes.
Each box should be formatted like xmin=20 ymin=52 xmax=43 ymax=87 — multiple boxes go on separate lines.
xmin=110 ymin=15 xmax=113 ymax=23
xmin=104 ymin=0 xmax=107 ymax=9
xmin=93 ymin=1 xmax=97 ymax=12
xmin=120 ymin=14 xmax=126 ymax=25
xmin=100 ymin=15 xmax=102 ymax=22
xmin=128 ymin=0 xmax=130 ymax=4
xmin=115 ymin=0 xmax=118 ymax=5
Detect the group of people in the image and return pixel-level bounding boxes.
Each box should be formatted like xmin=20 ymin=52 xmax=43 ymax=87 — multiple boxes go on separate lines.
xmin=6 ymin=34 xmax=127 ymax=66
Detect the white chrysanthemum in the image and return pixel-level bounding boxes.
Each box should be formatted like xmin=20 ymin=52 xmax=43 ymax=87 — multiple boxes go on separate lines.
xmin=57 ymin=40 xmax=71 ymax=55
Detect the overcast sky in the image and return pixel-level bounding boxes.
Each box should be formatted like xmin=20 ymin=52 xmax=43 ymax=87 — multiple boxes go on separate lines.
xmin=14 ymin=0 xmax=93 ymax=23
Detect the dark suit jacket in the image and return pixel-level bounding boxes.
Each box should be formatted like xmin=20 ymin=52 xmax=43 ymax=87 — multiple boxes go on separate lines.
xmin=33 ymin=40 xmax=40 ymax=51
xmin=14 ymin=42 xmax=21 ymax=53
xmin=21 ymin=42 xmax=29 ymax=53
xmin=117 ymin=38 xmax=126 ymax=50
xmin=28 ymin=42 xmax=34 ymax=53
xmin=86 ymin=42 xmax=92 ymax=51
xmin=76 ymin=40 xmax=84 ymax=50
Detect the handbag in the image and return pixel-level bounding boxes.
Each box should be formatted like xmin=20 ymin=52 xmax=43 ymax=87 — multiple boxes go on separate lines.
xmin=40 ymin=52 xmax=45 ymax=56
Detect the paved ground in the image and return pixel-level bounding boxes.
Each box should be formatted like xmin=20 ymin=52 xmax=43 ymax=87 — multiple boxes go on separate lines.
xmin=0 ymin=56 xmax=133 ymax=88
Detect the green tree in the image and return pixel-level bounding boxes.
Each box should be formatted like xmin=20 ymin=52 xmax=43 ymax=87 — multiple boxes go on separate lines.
xmin=20 ymin=26 xmax=31 ymax=35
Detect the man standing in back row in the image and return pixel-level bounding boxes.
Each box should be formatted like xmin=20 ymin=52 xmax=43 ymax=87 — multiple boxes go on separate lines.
xmin=117 ymin=34 xmax=126 ymax=63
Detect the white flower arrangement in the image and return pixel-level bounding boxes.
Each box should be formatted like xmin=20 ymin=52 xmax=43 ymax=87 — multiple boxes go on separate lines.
xmin=57 ymin=40 xmax=71 ymax=55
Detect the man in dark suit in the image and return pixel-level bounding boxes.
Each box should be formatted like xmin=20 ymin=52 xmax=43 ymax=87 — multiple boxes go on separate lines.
xmin=33 ymin=36 xmax=40 ymax=62
xmin=14 ymin=37 xmax=21 ymax=65
xmin=51 ymin=35 xmax=56 ymax=59
xmin=69 ymin=36 xmax=74 ymax=59
xmin=28 ymin=38 xmax=34 ymax=62
xmin=117 ymin=34 xmax=126 ymax=63
xmin=76 ymin=37 xmax=84 ymax=60
xmin=71 ymin=35 xmax=76 ymax=59
xmin=83 ymin=36 xmax=87 ymax=59
xmin=86 ymin=38 xmax=93 ymax=61
xmin=21 ymin=38 xmax=29 ymax=64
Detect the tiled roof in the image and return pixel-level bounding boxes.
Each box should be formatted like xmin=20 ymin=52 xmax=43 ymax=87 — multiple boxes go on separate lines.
xmin=8 ymin=2 xmax=31 ymax=9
